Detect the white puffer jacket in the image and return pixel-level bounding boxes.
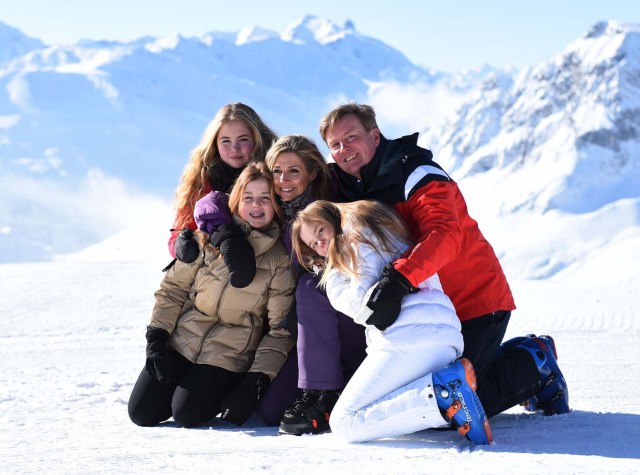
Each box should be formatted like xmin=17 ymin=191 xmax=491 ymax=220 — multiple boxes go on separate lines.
xmin=325 ymin=229 xmax=463 ymax=356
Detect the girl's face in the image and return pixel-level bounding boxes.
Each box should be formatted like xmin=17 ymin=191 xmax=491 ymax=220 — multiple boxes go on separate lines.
xmin=238 ymin=179 xmax=275 ymax=230
xmin=217 ymin=121 xmax=256 ymax=168
xmin=271 ymin=152 xmax=317 ymax=203
xmin=299 ymin=220 xmax=335 ymax=257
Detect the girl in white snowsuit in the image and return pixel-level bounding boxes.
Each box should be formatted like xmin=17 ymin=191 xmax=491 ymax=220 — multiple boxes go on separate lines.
xmin=291 ymin=200 xmax=492 ymax=444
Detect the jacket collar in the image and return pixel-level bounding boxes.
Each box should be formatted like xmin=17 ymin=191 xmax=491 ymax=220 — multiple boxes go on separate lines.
xmin=335 ymin=134 xmax=421 ymax=198
xmin=232 ymin=216 xmax=281 ymax=257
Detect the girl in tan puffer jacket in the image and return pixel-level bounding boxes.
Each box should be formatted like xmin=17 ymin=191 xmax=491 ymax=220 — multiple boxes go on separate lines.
xmin=128 ymin=162 xmax=296 ymax=428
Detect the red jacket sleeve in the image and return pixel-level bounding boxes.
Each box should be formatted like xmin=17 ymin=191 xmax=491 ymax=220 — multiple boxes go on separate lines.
xmin=392 ymin=181 xmax=462 ymax=287
xmin=167 ymin=216 xmax=197 ymax=258
xmin=167 ymin=183 xmax=213 ymax=258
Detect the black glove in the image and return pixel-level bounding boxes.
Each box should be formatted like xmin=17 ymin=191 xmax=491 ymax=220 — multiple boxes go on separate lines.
xmin=144 ymin=326 xmax=174 ymax=384
xmin=174 ymin=228 xmax=200 ymax=263
xmin=365 ymin=263 xmax=418 ymax=331
xmin=210 ymin=223 xmax=256 ymax=288
xmin=220 ymin=372 xmax=271 ymax=426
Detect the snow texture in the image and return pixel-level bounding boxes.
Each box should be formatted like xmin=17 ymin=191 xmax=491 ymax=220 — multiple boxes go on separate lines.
xmin=1 ymin=217 xmax=639 ymax=474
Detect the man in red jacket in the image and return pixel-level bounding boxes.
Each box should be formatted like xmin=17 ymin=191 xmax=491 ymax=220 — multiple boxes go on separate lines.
xmin=320 ymin=102 xmax=569 ymax=419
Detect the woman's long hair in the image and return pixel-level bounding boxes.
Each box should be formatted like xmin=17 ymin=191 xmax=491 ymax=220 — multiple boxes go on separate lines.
xmin=173 ymin=103 xmax=277 ymax=230
xmin=291 ymin=200 xmax=411 ymax=286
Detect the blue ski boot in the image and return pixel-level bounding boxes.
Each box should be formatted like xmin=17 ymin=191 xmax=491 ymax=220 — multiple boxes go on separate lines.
xmin=499 ymin=335 xmax=541 ymax=409
xmin=496 ymin=334 xmax=534 ymax=357
xmin=432 ymin=358 xmax=493 ymax=444
xmin=517 ymin=335 xmax=570 ymax=415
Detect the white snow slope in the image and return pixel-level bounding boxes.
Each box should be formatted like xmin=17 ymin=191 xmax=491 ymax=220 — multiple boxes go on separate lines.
xmin=1 ymin=219 xmax=639 ymax=474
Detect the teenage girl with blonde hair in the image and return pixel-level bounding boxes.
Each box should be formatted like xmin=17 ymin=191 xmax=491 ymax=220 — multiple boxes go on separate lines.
xmin=291 ymin=199 xmax=493 ymax=445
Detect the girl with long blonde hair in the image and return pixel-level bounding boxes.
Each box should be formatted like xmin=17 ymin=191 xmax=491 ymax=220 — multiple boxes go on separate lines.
xmin=290 ymin=200 xmax=492 ymax=445
xmin=292 ymin=200 xmax=410 ymax=288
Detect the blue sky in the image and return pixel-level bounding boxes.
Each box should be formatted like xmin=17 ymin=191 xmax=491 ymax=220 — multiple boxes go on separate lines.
xmin=2 ymin=0 xmax=639 ymax=71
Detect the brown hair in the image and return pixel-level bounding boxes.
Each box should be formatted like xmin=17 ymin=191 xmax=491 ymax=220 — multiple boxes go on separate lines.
xmin=318 ymin=102 xmax=378 ymax=143
xmin=265 ymin=134 xmax=334 ymax=201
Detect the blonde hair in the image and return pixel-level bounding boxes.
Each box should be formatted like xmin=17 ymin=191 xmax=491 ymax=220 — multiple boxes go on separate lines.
xmin=291 ymin=200 xmax=411 ymax=286
xmin=318 ymin=102 xmax=378 ymax=143
xmin=265 ymin=134 xmax=334 ymax=201
xmin=228 ymin=162 xmax=283 ymax=224
xmin=173 ymin=103 xmax=277 ymax=230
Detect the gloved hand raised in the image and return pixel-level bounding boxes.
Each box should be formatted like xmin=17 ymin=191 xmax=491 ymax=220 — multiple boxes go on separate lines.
xmin=144 ymin=326 xmax=174 ymax=384
xmin=220 ymin=372 xmax=271 ymax=426
xmin=174 ymin=228 xmax=199 ymax=263
xmin=194 ymin=190 xmax=232 ymax=235
xmin=365 ymin=263 xmax=418 ymax=331
xmin=210 ymin=223 xmax=256 ymax=288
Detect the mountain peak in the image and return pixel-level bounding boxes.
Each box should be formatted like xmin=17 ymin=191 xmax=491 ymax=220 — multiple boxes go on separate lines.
xmin=0 ymin=21 xmax=44 ymax=64
xmin=236 ymin=26 xmax=279 ymax=45
xmin=554 ymin=19 xmax=640 ymax=72
xmin=281 ymin=15 xmax=353 ymax=44
xmin=584 ymin=20 xmax=640 ymax=39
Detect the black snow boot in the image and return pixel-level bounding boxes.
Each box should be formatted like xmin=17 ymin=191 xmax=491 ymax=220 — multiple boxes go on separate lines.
xmin=278 ymin=389 xmax=340 ymax=436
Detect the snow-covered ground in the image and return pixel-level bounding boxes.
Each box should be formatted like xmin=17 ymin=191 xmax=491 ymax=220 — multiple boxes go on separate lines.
xmin=1 ymin=223 xmax=639 ymax=474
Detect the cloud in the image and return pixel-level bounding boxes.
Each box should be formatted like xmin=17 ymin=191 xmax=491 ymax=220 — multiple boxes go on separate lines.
xmin=0 ymin=168 xmax=172 ymax=262
xmin=366 ymin=81 xmax=468 ymax=137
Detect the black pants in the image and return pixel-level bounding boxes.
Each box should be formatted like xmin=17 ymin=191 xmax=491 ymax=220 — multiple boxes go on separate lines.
xmin=461 ymin=311 xmax=541 ymax=418
xmin=128 ymin=349 xmax=244 ymax=428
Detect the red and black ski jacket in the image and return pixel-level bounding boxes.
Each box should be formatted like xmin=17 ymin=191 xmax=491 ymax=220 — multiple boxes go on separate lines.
xmin=332 ymin=133 xmax=515 ymax=322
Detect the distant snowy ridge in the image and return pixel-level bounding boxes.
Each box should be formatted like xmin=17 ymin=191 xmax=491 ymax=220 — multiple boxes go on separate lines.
xmin=0 ymin=15 xmax=436 ymax=190
xmin=0 ymin=22 xmax=43 ymax=64
xmin=421 ymin=21 xmax=640 ymax=283
xmin=426 ymin=20 xmax=640 ymax=214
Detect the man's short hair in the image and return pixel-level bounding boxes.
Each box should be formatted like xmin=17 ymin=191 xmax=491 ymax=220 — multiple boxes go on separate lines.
xmin=319 ymin=102 xmax=378 ymax=142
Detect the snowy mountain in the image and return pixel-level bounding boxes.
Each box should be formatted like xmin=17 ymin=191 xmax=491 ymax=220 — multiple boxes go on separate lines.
xmin=420 ymin=21 xmax=640 ymax=282
xmin=426 ymin=21 xmax=640 ymax=213
xmin=0 ymin=16 xmax=436 ymax=191
xmin=0 ymin=22 xmax=43 ymax=64
xmin=3 ymin=20 xmax=639 ymax=473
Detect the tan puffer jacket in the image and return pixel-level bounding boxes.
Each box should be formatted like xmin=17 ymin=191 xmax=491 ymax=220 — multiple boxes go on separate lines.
xmin=149 ymin=217 xmax=296 ymax=380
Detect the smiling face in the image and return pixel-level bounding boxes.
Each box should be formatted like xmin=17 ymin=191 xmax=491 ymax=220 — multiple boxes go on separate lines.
xmin=216 ymin=121 xmax=256 ymax=168
xmin=271 ymin=152 xmax=318 ymax=203
xmin=325 ymin=114 xmax=380 ymax=179
xmin=238 ymin=178 xmax=275 ymax=230
xmin=299 ymin=219 xmax=335 ymax=257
